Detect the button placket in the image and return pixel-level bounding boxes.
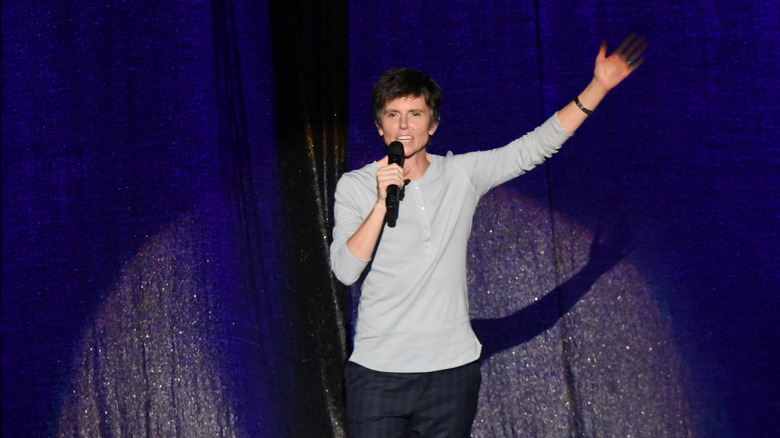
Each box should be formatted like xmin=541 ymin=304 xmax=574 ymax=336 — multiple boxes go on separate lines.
xmin=410 ymin=184 xmax=434 ymax=257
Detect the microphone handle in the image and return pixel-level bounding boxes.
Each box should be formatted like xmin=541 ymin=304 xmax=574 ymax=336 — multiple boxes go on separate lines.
xmin=386 ymin=184 xmax=400 ymax=227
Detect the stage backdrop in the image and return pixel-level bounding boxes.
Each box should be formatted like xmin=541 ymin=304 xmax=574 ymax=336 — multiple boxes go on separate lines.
xmin=2 ymin=1 xmax=777 ymax=437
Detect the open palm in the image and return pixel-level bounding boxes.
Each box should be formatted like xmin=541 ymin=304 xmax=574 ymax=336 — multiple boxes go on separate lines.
xmin=594 ymin=33 xmax=647 ymax=92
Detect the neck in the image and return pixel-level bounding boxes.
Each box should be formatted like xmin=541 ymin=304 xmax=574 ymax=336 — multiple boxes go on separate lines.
xmin=404 ymin=151 xmax=431 ymax=181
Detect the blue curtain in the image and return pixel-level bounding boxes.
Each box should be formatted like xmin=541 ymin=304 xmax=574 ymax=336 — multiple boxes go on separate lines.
xmin=2 ymin=0 xmax=777 ymax=437
xmin=3 ymin=0 xmax=348 ymax=436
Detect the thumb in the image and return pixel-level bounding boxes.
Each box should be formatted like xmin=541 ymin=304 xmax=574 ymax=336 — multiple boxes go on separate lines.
xmin=598 ymin=40 xmax=608 ymax=60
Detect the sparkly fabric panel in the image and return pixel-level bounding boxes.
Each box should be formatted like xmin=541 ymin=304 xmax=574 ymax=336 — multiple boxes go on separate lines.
xmin=468 ymin=187 xmax=696 ymax=436
xmin=2 ymin=0 xmax=300 ymax=436
xmin=270 ymin=0 xmax=351 ymax=435
xmin=2 ymin=0 xmax=779 ymax=437
xmin=58 ymin=213 xmax=241 ymax=437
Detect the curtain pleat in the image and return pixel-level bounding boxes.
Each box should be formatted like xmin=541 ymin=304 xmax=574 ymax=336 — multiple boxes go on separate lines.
xmin=2 ymin=1 xmax=777 ymax=437
xmin=269 ymin=0 xmax=350 ymax=436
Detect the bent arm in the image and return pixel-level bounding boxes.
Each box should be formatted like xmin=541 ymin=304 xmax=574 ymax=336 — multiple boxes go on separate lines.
xmin=330 ymin=175 xmax=372 ymax=285
xmin=330 ymin=163 xmax=404 ymax=285
xmin=345 ymin=201 xmax=386 ymax=261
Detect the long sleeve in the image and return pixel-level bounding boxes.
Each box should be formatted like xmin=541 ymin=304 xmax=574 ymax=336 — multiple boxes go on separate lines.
xmin=328 ymin=113 xmax=574 ymax=373
xmin=329 ymin=166 xmax=377 ymax=285
xmin=452 ymin=112 xmax=573 ymax=197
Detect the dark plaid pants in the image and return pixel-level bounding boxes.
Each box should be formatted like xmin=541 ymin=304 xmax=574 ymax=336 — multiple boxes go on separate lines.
xmin=345 ymin=360 xmax=481 ymax=438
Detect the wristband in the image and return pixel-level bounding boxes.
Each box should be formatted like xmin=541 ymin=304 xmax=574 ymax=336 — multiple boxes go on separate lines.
xmin=574 ymin=96 xmax=593 ymax=116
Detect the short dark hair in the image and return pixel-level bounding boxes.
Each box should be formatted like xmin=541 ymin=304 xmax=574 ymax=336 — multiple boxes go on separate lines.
xmin=372 ymin=68 xmax=442 ymax=127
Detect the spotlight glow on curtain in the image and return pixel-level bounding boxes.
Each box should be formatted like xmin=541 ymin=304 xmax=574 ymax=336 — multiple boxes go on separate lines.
xmin=2 ymin=0 xmax=777 ymax=437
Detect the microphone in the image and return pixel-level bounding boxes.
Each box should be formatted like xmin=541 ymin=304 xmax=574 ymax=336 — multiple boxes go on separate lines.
xmin=385 ymin=141 xmax=404 ymax=227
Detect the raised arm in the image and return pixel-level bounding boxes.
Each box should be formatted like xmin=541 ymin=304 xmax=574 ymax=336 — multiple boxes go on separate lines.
xmin=557 ymin=33 xmax=647 ymax=133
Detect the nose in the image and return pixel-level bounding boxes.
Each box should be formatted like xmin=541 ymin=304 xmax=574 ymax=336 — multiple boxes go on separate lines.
xmin=399 ymin=113 xmax=408 ymax=130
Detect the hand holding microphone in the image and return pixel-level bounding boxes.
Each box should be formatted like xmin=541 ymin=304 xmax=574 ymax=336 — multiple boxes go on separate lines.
xmin=384 ymin=141 xmax=405 ymax=227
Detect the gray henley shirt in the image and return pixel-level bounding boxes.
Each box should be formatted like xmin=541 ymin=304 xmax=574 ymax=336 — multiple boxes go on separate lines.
xmin=330 ymin=113 xmax=572 ymax=373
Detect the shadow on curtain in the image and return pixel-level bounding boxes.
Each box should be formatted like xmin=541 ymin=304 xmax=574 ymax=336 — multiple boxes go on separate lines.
xmin=3 ymin=1 xmax=777 ymax=437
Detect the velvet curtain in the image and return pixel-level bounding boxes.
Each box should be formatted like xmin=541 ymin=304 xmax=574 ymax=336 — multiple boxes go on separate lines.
xmin=2 ymin=1 xmax=777 ymax=437
xmin=3 ymin=0 xmax=348 ymax=436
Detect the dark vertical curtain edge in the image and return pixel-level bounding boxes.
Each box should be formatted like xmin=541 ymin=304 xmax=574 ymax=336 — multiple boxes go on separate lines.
xmin=269 ymin=0 xmax=350 ymax=436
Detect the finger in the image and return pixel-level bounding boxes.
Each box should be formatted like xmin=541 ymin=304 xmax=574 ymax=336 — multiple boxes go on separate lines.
xmin=379 ymin=164 xmax=404 ymax=179
xmin=377 ymin=166 xmax=403 ymax=179
xmin=598 ymin=40 xmax=608 ymax=60
xmin=378 ymin=175 xmax=404 ymax=188
xmin=626 ymin=42 xmax=647 ymax=66
xmin=627 ymin=42 xmax=647 ymax=62
xmin=624 ymin=36 xmax=646 ymax=61
xmin=613 ymin=32 xmax=637 ymax=57
xmin=628 ymin=57 xmax=645 ymax=70
xmin=378 ymin=168 xmax=405 ymax=186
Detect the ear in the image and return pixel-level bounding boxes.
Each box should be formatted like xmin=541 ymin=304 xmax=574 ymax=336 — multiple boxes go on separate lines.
xmin=428 ymin=119 xmax=440 ymax=136
xmin=376 ymin=121 xmax=384 ymax=136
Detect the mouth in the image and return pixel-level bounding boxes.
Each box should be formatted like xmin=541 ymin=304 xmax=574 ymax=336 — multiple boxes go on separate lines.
xmin=396 ymin=135 xmax=413 ymax=142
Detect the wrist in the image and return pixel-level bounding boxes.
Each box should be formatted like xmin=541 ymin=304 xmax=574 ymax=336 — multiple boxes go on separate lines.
xmin=585 ymin=78 xmax=609 ymax=99
xmin=373 ymin=200 xmax=387 ymax=213
xmin=574 ymin=96 xmax=593 ymax=116
xmin=576 ymin=79 xmax=608 ymax=113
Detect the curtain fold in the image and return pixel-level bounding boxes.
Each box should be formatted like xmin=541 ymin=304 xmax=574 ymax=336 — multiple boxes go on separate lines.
xmin=3 ymin=0 xmax=350 ymax=436
xmin=269 ymin=0 xmax=350 ymax=436
xmin=2 ymin=1 xmax=777 ymax=437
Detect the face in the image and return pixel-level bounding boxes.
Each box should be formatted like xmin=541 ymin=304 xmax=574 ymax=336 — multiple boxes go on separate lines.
xmin=376 ymin=95 xmax=439 ymax=159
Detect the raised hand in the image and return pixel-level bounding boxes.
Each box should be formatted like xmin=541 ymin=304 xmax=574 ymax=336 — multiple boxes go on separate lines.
xmin=594 ymin=33 xmax=647 ymax=92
